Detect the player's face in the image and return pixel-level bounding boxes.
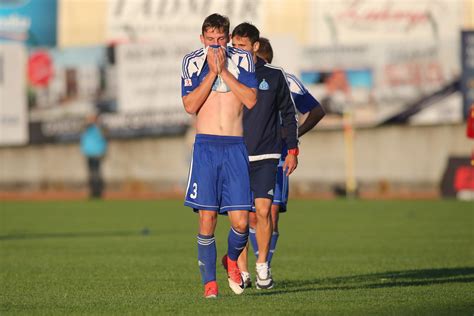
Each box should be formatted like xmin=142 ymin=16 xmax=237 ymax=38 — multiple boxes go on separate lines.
xmin=231 ymin=36 xmax=258 ymax=54
xmin=200 ymin=27 xmax=229 ymax=47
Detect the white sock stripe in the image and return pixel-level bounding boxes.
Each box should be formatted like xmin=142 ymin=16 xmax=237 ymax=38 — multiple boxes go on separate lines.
xmin=249 ymin=228 xmax=256 ymax=234
xmin=231 ymin=227 xmax=248 ymax=237
xmin=197 ymin=237 xmax=215 ymax=242
xmin=197 ymin=240 xmax=215 ymax=246
xmin=272 ymin=232 xmax=279 ymax=236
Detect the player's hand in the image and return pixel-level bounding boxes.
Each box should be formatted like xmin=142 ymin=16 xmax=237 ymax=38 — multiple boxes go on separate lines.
xmin=207 ymin=47 xmax=219 ymax=75
xmin=283 ymin=154 xmax=298 ymax=176
xmin=215 ymin=46 xmax=226 ymax=74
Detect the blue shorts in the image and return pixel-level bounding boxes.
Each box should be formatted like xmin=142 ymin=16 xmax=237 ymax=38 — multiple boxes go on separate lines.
xmin=249 ymin=160 xmax=278 ymax=212
xmin=273 ymin=159 xmax=289 ymax=212
xmin=184 ymin=134 xmax=252 ymax=214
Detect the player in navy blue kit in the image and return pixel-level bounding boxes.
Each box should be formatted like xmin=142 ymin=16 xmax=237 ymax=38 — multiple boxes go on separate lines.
xmin=242 ymin=37 xmax=326 ymax=284
xmin=181 ymin=14 xmax=258 ymax=298
xmin=231 ymin=23 xmax=299 ymax=290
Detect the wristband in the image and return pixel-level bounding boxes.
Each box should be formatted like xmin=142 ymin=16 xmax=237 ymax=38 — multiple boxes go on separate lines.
xmin=288 ymin=148 xmax=299 ymax=156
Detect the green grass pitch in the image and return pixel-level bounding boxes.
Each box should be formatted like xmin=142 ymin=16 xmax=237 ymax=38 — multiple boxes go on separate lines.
xmin=1 ymin=199 xmax=473 ymax=314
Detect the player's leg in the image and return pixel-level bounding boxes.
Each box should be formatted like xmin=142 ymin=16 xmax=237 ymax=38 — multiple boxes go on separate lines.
xmin=184 ymin=134 xmax=220 ymax=298
xmin=222 ymin=210 xmax=249 ymax=294
xmin=254 ymin=198 xmax=274 ymax=289
xmin=268 ymin=204 xmax=280 ymax=267
xmin=248 ymin=211 xmax=259 ymax=257
xmin=237 ymin=211 xmax=257 ymax=288
xmin=198 ymin=210 xmax=218 ymax=298
xmin=220 ymin=138 xmax=252 ymax=294
xmin=249 ymin=161 xmax=277 ymax=289
xmin=268 ymin=163 xmax=287 ymax=267
xmin=255 ymin=197 xmax=273 ymax=265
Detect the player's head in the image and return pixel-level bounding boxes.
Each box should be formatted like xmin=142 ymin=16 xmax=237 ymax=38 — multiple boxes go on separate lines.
xmin=257 ymin=37 xmax=273 ymax=63
xmin=201 ymin=13 xmax=230 ymax=47
xmin=231 ymin=22 xmax=260 ymax=55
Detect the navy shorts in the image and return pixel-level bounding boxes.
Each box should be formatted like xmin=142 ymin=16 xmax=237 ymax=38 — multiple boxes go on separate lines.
xmin=249 ymin=160 xmax=279 ymax=211
xmin=273 ymin=159 xmax=289 ymax=212
xmin=184 ymin=134 xmax=252 ymax=214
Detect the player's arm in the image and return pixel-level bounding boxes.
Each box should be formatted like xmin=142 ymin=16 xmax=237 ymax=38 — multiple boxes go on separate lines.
xmin=182 ymin=72 xmax=216 ymax=114
xmin=181 ymin=50 xmax=220 ymax=114
xmin=218 ymin=47 xmax=257 ymax=109
xmin=299 ymin=106 xmax=326 ymax=137
xmin=288 ymin=74 xmax=326 ymax=137
xmin=278 ymin=72 xmax=299 ymax=176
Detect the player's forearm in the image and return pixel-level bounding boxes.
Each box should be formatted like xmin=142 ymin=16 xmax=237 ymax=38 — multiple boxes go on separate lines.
xmin=281 ymin=110 xmax=298 ymax=149
xmin=182 ymin=73 xmax=217 ymax=114
xmin=220 ymin=69 xmax=257 ymax=109
xmin=298 ymin=106 xmax=326 ymax=137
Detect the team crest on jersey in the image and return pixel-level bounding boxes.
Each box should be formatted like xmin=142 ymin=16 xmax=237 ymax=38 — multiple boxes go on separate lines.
xmin=184 ymin=78 xmax=193 ymax=87
xmin=259 ymin=79 xmax=269 ymax=90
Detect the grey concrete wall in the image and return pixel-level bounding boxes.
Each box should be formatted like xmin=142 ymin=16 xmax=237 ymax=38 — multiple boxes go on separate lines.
xmin=0 ymin=124 xmax=471 ymax=194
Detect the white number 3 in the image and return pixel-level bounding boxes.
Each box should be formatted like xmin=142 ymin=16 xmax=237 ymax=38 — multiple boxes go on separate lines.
xmin=190 ymin=183 xmax=198 ymax=199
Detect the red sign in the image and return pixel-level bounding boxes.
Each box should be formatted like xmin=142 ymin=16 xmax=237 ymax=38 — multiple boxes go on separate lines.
xmin=28 ymin=51 xmax=53 ymax=87
xmin=454 ymin=166 xmax=474 ymax=191
xmin=467 ymin=105 xmax=474 ymax=139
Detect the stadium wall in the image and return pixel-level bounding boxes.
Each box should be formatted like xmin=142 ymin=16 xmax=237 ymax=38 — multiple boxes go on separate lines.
xmin=0 ymin=124 xmax=470 ymax=198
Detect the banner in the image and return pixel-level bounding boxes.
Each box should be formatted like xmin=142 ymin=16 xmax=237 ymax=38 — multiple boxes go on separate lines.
xmin=106 ymin=0 xmax=262 ymax=44
xmin=0 ymin=0 xmax=57 ymax=46
xmin=26 ymin=44 xmax=189 ymax=144
xmin=0 ymin=42 xmax=28 ymax=145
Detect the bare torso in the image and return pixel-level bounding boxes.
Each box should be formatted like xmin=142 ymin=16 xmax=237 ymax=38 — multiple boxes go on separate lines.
xmin=195 ymin=91 xmax=244 ymax=136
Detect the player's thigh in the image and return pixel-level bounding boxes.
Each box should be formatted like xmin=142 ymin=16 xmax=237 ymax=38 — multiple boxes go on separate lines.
xmin=220 ymin=143 xmax=252 ymax=212
xmin=185 ymin=142 xmax=219 ymax=209
xmin=250 ymin=161 xmax=278 ymax=200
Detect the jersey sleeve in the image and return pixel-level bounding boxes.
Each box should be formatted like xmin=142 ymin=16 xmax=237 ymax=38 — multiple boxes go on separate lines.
xmin=181 ymin=49 xmax=205 ymax=97
xmin=229 ymin=47 xmax=258 ymax=89
xmin=286 ymin=73 xmax=321 ymax=114
xmin=277 ymin=71 xmax=298 ymax=150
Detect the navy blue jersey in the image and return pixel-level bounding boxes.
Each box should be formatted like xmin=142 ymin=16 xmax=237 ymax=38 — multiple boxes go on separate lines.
xmin=243 ymin=57 xmax=298 ymax=163
xmin=181 ymin=46 xmax=258 ymax=96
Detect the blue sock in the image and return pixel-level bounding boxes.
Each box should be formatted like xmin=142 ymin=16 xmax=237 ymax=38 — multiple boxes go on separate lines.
xmin=267 ymin=231 xmax=279 ymax=268
xmin=227 ymin=227 xmax=249 ymax=261
xmin=249 ymin=227 xmax=259 ymax=258
xmin=197 ymin=234 xmax=216 ymax=284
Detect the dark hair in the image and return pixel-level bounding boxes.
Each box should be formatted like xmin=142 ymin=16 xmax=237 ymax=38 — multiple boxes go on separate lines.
xmin=257 ymin=37 xmax=273 ymax=63
xmin=231 ymin=22 xmax=260 ymax=44
xmin=202 ymin=13 xmax=230 ymax=35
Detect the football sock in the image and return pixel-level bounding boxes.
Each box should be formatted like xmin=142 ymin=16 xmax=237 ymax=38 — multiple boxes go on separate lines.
xmin=197 ymin=234 xmax=216 ymax=284
xmin=267 ymin=231 xmax=279 ymax=268
xmin=227 ymin=227 xmax=249 ymax=261
xmin=249 ymin=227 xmax=259 ymax=258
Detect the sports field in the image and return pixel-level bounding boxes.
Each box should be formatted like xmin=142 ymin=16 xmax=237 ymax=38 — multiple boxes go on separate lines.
xmin=1 ymin=199 xmax=473 ymax=314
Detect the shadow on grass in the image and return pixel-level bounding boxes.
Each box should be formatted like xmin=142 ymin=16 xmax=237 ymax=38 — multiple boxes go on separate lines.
xmin=0 ymin=230 xmax=150 ymax=241
xmin=250 ymin=267 xmax=474 ymax=296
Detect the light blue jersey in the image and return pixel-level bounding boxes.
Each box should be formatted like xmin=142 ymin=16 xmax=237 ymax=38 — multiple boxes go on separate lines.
xmin=181 ymin=46 xmax=258 ymax=96
xmin=274 ymin=73 xmax=321 ymax=211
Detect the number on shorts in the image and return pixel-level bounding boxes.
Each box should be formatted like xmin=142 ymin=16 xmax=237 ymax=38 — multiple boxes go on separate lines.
xmin=190 ymin=183 xmax=198 ymax=199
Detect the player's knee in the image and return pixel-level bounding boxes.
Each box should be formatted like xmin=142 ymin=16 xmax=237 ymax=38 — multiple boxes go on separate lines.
xmin=232 ymin=219 xmax=248 ymax=233
xmin=199 ymin=212 xmax=217 ymax=234
xmin=256 ymin=208 xmax=271 ymax=219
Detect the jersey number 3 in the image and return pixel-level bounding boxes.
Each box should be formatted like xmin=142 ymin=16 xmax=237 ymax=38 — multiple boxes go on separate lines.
xmin=190 ymin=183 xmax=198 ymax=199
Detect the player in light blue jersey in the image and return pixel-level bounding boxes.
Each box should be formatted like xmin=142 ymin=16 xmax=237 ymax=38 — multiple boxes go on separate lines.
xmin=181 ymin=13 xmax=258 ymax=298
xmin=238 ymin=37 xmax=326 ymax=288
